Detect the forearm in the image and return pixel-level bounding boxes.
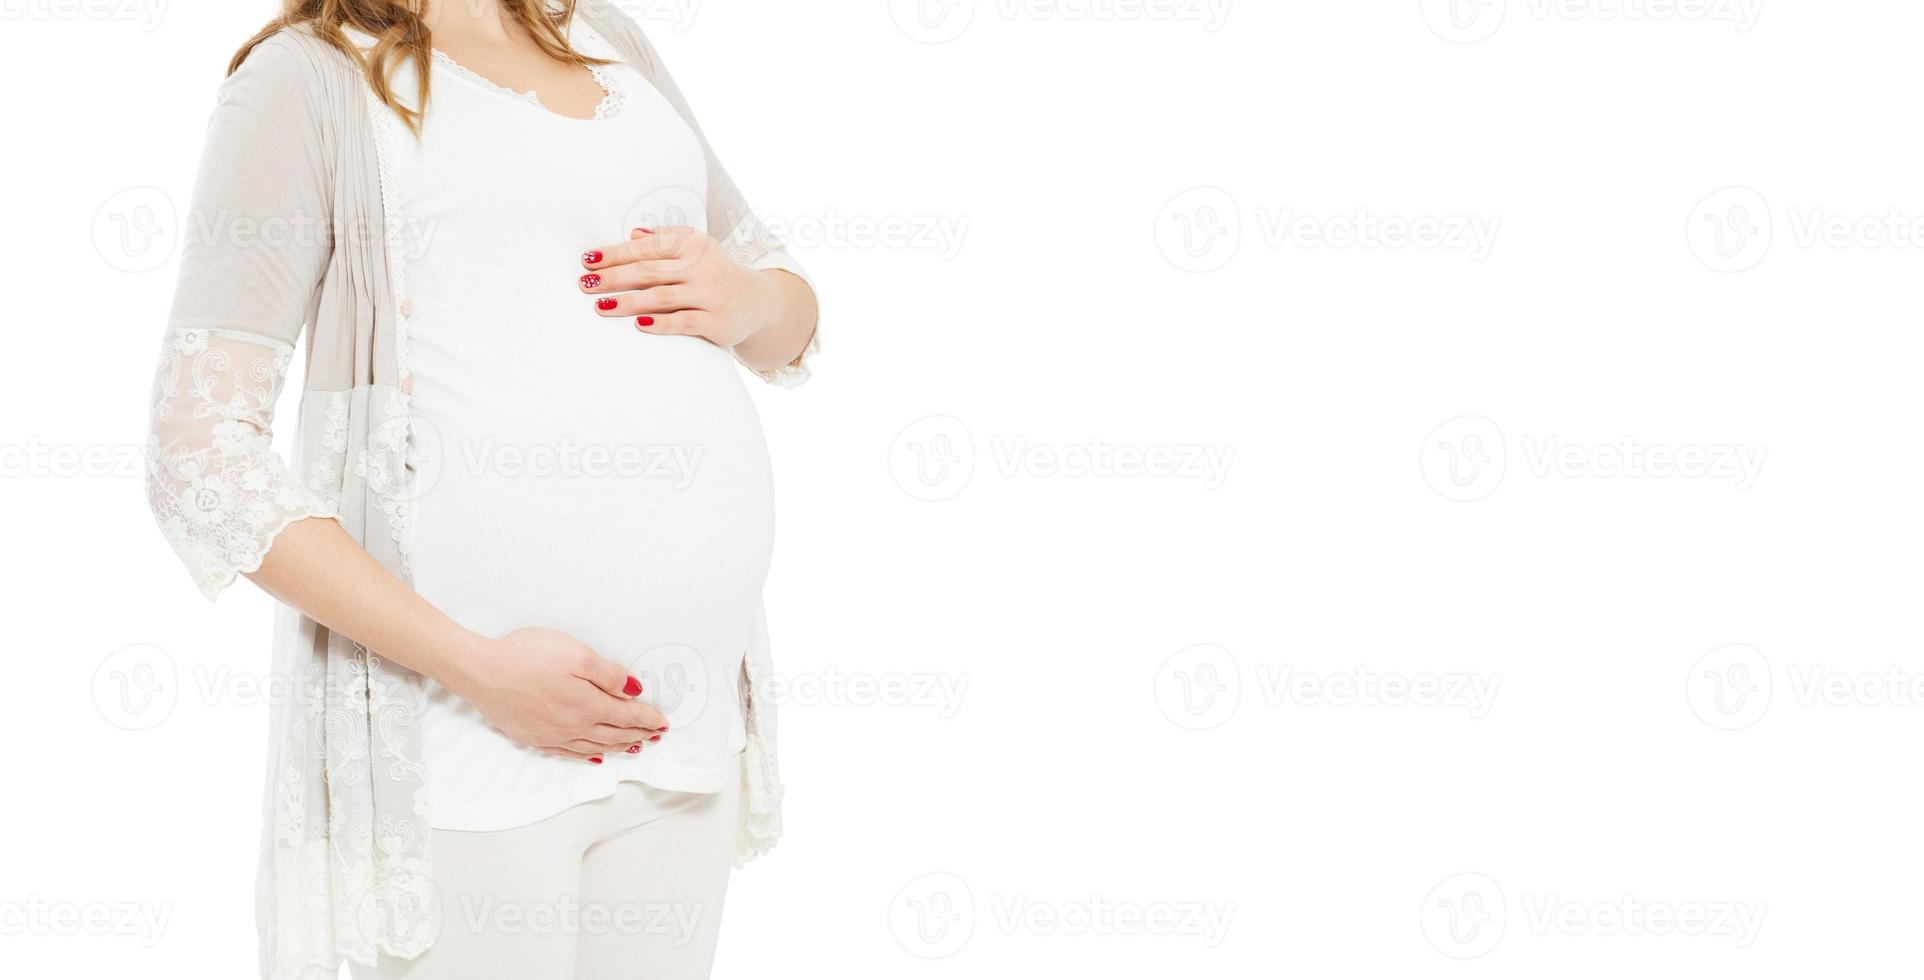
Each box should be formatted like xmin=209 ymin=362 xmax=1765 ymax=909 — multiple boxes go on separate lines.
xmin=245 ymin=516 xmax=490 ymax=691
xmin=734 ymin=268 xmax=818 ymax=375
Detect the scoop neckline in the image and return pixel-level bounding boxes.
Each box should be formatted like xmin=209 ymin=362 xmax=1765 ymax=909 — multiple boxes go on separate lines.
xmin=428 ymin=46 xmax=624 ymax=123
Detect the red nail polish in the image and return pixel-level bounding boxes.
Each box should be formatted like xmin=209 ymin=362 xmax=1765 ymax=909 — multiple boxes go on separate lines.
xmin=626 ymin=745 xmax=642 ymax=754
xmin=623 ymin=676 xmax=642 ymax=697
xmin=597 ymin=298 xmax=619 ymax=311
xmin=636 ymin=227 xmax=653 ymax=235
xmin=636 ymin=316 xmax=655 ymax=327
xmin=589 ymin=756 xmax=603 ymax=764
xmin=649 ymin=734 xmax=661 ymax=742
xmin=581 ymin=274 xmax=602 ymax=289
xmin=583 ymin=250 xmax=603 ymax=265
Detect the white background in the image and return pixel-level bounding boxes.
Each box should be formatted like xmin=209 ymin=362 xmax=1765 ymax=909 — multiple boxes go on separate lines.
xmin=3 ymin=0 xmax=1921 ymax=976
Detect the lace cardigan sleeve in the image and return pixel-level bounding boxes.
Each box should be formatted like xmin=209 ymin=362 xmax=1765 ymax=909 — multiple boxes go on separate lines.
xmin=145 ymin=33 xmax=338 ymax=600
xmin=610 ymin=17 xmax=820 ymax=388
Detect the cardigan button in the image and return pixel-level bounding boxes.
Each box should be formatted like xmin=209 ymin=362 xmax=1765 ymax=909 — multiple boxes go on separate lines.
xmin=399 ymin=299 xmax=414 ymax=318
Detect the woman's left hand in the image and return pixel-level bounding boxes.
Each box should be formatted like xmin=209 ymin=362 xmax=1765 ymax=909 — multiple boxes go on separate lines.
xmin=579 ymin=227 xmax=775 ymax=348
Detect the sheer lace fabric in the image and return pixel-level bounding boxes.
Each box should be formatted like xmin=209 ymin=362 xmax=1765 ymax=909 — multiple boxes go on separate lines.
xmin=146 ymin=331 xmax=338 ymax=599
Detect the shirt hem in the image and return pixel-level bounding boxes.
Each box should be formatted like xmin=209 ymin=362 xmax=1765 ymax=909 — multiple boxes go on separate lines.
xmin=423 ymin=748 xmax=746 ymax=833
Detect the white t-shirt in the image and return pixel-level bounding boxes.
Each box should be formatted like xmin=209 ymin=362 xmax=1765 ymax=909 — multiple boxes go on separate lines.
xmin=385 ymin=21 xmax=771 ymax=832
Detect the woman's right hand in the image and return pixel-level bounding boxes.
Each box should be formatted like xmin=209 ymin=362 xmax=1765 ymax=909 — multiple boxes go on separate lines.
xmin=443 ymin=627 xmax=668 ymax=762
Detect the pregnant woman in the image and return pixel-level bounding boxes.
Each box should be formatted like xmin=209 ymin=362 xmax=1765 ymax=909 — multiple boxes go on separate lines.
xmin=142 ymin=2 xmax=818 ymax=978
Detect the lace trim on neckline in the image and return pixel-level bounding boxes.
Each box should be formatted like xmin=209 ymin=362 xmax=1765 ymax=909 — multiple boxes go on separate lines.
xmin=431 ymin=49 xmax=624 ymax=121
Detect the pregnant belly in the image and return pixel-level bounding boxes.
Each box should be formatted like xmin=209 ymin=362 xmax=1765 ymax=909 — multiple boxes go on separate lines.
xmin=404 ymin=329 xmax=776 ymax=665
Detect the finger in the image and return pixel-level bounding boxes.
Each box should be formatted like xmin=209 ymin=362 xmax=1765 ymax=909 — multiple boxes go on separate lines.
xmin=573 ymin=654 xmax=644 ymax=700
xmin=583 ymin=226 xmax=702 ymax=269
xmin=564 ymin=739 xmax=637 ymax=757
xmin=633 ymin=310 xmax=719 ymax=337
xmin=588 ymin=723 xmax=658 ymax=744
xmin=592 ymin=284 xmax=712 ymax=318
xmin=602 ymin=699 xmax=670 ymax=732
xmin=578 ymin=259 xmax=689 ymax=295
xmin=546 ymin=747 xmax=606 ymax=763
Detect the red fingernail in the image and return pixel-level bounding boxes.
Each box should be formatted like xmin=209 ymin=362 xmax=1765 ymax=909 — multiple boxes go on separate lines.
xmin=636 ymin=227 xmax=653 ymax=235
xmin=590 ymin=756 xmax=603 ymax=764
xmin=649 ymin=734 xmax=661 ymax=742
xmin=597 ymin=298 xmax=619 ymax=311
xmin=583 ymin=250 xmax=603 ymax=265
xmin=636 ymin=316 xmax=655 ymax=327
xmin=626 ymin=745 xmax=641 ymax=754
xmin=623 ymin=676 xmax=642 ymax=697
xmin=581 ymin=273 xmax=601 ymax=289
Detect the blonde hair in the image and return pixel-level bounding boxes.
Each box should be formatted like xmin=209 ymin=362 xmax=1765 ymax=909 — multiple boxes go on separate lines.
xmin=230 ymin=0 xmax=608 ymax=134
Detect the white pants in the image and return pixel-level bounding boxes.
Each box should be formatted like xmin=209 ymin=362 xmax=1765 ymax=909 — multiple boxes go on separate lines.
xmin=353 ymin=756 xmax=740 ymax=980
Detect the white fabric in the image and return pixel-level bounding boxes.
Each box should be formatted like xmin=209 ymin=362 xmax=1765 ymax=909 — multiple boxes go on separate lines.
xmin=388 ymin=20 xmax=767 ymax=831
xmin=350 ymin=755 xmax=741 ymax=980
xmin=143 ymin=6 xmax=811 ymax=974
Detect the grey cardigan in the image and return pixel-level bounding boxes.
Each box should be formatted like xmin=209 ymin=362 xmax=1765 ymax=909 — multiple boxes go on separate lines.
xmin=143 ymin=6 xmax=811 ymax=977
